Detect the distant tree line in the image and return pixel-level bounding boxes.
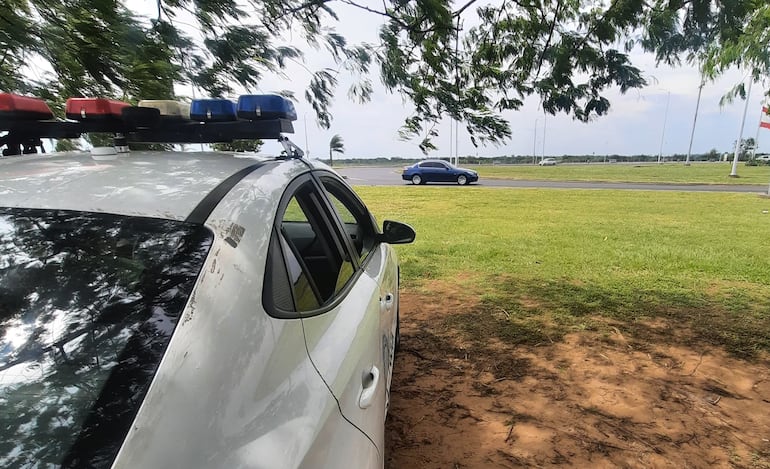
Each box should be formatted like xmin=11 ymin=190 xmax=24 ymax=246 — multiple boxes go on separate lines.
xmin=322 ymin=148 xmax=770 ymax=166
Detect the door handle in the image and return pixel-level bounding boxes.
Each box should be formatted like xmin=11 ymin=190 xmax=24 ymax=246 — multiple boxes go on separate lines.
xmin=380 ymin=293 xmax=394 ymax=313
xmin=358 ymin=365 xmax=380 ymax=409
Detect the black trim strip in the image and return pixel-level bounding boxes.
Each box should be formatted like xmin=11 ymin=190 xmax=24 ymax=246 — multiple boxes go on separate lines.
xmin=185 ymin=161 xmax=272 ymax=224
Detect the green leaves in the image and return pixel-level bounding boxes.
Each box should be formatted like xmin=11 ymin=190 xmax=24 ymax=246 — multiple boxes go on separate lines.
xmin=1 ymin=0 xmax=763 ymax=153
xmin=211 ymin=139 xmax=263 ymax=152
xmin=329 ymin=133 xmax=344 ymax=164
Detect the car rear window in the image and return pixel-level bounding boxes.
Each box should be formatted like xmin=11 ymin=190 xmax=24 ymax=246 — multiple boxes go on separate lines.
xmin=0 ymin=208 xmax=213 ymax=468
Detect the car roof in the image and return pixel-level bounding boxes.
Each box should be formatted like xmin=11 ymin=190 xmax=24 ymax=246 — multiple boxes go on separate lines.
xmin=0 ymin=150 xmax=278 ymax=221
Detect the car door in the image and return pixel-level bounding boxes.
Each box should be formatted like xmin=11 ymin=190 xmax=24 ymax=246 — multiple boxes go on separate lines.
xmin=436 ymin=161 xmax=455 ymax=182
xmin=419 ymin=162 xmax=440 ymax=182
xmin=316 ymin=174 xmax=398 ymax=408
xmin=267 ymin=173 xmax=389 ymax=459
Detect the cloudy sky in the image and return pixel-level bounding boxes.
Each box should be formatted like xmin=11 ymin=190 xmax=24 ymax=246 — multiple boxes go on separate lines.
xmin=127 ymin=1 xmax=769 ymax=159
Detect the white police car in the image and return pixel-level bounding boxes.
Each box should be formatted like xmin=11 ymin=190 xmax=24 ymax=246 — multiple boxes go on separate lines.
xmin=0 ymin=93 xmax=414 ymax=468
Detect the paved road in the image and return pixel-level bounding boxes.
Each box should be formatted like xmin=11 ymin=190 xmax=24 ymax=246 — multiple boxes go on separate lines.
xmin=337 ymin=166 xmax=770 ymax=193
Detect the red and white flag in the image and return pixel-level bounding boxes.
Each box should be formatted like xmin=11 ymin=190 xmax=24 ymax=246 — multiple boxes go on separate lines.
xmin=762 ymin=106 xmax=770 ymax=130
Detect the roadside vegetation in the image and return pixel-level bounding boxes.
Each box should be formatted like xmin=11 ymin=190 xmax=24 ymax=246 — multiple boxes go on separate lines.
xmin=474 ymin=163 xmax=770 ymax=185
xmin=358 ymin=186 xmax=770 ymax=357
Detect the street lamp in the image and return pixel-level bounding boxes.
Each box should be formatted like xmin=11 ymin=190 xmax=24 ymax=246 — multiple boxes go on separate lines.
xmin=533 ymin=118 xmax=538 ymax=164
xmin=542 ymin=113 xmax=547 ymax=161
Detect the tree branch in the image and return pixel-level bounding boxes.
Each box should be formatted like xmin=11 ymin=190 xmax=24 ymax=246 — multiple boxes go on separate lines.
xmin=339 ymin=0 xmax=419 ymax=32
xmin=453 ymin=0 xmax=478 ymax=17
xmin=279 ymin=0 xmax=332 ymax=15
xmin=535 ymin=0 xmax=562 ymax=78
xmin=575 ymin=0 xmax=620 ymax=52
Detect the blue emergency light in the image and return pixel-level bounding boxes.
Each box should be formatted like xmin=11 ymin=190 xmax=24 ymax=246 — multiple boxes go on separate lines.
xmin=237 ymin=95 xmax=297 ymax=121
xmin=190 ymin=99 xmax=237 ymax=122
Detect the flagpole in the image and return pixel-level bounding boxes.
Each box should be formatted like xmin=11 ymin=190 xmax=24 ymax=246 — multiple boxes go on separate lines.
xmin=730 ymin=79 xmax=753 ymax=177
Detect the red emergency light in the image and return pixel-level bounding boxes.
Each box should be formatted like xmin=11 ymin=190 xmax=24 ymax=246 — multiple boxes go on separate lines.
xmin=0 ymin=93 xmax=55 ymax=120
xmin=65 ymin=98 xmax=131 ymax=120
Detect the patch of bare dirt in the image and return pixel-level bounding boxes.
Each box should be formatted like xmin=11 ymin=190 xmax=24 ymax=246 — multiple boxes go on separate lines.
xmin=386 ymin=287 xmax=770 ymax=468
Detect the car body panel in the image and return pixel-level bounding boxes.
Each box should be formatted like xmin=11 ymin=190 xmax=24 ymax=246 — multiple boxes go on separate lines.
xmin=0 ymin=151 xmax=268 ymax=220
xmin=401 ymin=159 xmax=478 ymax=184
xmin=112 ymin=161 xmax=379 ymax=468
xmin=300 ymin=264 xmax=389 ymax=459
xmin=365 ymin=243 xmax=400 ymax=407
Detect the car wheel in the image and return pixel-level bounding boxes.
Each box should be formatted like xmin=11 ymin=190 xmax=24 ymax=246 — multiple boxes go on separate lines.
xmin=457 ymin=174 xmax=468 ymax=185
xmin=411 ymin=174 xmax=422 ymax=185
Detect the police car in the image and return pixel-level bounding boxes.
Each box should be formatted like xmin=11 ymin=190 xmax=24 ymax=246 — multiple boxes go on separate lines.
xmin=0 ymin=93 xmax=415 ymax=468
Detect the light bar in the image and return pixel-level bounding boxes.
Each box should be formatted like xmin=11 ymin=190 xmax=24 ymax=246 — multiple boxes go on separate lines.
xmin=65 ymin=98 xmax=131 ymax=120
xmin=0 ymin=93 xmax=54 ymax=121
xmin=1 ymin=95 xmax=297 ymax=156
xmin=237 ymin=95 xmax=297 ymax=121
xmin=190 ymin=99 xmax=237 ymax=122
xmin=138 ymin=100 xmax=191 ymax=120
xmin=122 ymin=106 xmax=161 ymax=129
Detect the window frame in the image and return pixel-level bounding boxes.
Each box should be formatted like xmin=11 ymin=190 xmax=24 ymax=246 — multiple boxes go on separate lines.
xmin=264 ymin=172 xmax=372 ymax=319
xmin=314 ymin=172 xmax=379 ymax=266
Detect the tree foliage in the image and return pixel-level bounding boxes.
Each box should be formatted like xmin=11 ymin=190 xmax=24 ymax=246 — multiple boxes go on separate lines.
xmin=701 ymin=1 xmax=770 ymax=105
xmin=211 ymin=139 xmax=263 ymax=152
xmin=0 ymin=0 xmax=762 ymax=152
xmin=735 ymin=137 xmax=757 ymax=160
xmin=329 ymin=133 xmax=344 ymax=165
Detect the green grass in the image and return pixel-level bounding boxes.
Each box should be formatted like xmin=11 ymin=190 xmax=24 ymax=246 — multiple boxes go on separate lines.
xmin=356 ymin=186 xmax=770 ymax=357
xmin=472 ymin=162 xmax=770 ymax=185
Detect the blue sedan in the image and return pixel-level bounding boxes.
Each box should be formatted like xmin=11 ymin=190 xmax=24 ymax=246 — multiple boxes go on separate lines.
xmin=402 ymin=160 xmax=479 ymax=185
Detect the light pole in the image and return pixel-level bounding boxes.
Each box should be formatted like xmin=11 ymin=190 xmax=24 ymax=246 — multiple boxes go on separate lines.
xmin=533 ymin=118 xmax=538 ymax=164
xmin=658 ymin=90 xmax=671 ymax=163
xmin=542 ymin=113 xmax=547 ymax=161
xmin=685 ymin=77 xmax=704 ymax=166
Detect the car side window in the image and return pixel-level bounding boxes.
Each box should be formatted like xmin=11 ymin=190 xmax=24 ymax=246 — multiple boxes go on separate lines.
xmin=265 ymin=178 xmax=357 ymax=316
xmin=319 ymin=176 xmax=377 ymax=265
xmin=278 ymin=200 xmax=323 ymax=311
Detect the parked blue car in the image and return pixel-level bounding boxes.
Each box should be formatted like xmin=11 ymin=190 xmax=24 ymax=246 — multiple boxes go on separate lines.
xmin=402 ymin=160 xmax=479 ymax=185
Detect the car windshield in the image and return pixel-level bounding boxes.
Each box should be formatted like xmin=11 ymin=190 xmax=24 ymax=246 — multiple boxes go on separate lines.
xmin=0 ymin=208 xmax=213 ymax=468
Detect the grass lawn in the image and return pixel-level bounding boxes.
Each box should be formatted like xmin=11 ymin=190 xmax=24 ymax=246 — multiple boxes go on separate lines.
xmin=472 ymin=162 xmax=770 ymax=185
xmin=356 ymin=186 xmax=770 ymax=358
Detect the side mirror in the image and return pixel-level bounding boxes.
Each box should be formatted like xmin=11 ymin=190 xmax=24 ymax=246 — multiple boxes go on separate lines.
xmin=380 ymin=220 xmax=415 ymax=245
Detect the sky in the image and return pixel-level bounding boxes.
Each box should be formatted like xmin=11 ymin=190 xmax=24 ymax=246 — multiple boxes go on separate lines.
xmin=125 ymin=0 xmax=769 ymax=159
